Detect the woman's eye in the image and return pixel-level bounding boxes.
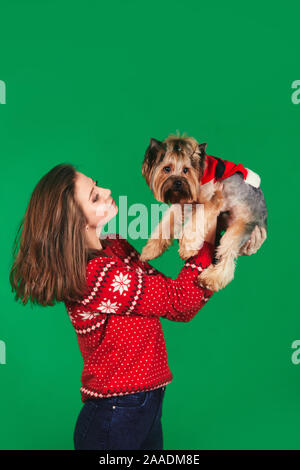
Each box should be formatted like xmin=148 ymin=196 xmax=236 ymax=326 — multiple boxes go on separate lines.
xmin=164 ymin=166 xmax=171 ymax=173
xmin=183 ymin=168 xmax=189 ymax=174
xmin=92 ymin=194 xmax=99 ymax=203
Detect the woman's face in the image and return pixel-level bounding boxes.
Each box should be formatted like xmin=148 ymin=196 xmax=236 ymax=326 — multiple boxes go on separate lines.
xmin=74 ymin=171 xmax=118 ymax=231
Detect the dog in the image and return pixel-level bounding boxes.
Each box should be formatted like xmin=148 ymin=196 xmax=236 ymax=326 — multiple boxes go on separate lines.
xmin=139 ymin=133 xmax=268 ymax=292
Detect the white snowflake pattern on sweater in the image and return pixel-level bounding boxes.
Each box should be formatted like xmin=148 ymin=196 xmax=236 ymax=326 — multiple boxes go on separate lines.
xmin=96 ymin=299 xmax=120 ymax=313
xmin=111 ymin=272 xmax=131 ymax=295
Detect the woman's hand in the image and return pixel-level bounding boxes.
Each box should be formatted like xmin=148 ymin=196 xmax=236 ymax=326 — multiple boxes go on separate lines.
xmin=205 ymin=202 xmax=267 ymax=255
xmin=238 ymin=225 xmax=267 ymax=256
xmin=215 ymin=212 xmax=267 ymax=255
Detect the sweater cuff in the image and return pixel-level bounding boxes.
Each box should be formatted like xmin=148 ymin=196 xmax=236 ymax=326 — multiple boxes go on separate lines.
xmin=187 ymin=241 xmax=215 ymax=269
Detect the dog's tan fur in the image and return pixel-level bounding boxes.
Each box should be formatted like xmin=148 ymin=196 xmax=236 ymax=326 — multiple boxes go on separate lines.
xmin=140 ymin=133 xmax=267 ymax=291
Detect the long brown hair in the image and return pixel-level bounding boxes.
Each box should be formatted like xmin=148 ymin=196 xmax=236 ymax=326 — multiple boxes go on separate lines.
xmin=9 ymin=163 xmax=108 ymax=307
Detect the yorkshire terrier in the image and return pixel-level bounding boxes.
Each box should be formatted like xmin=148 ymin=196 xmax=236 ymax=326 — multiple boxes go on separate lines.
xmin=139 ymin=133 xmax=268 ymax=292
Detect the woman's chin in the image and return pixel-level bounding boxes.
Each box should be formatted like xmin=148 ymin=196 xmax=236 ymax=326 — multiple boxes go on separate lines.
xmin=99 ymin=206 xmax=118 ymax=226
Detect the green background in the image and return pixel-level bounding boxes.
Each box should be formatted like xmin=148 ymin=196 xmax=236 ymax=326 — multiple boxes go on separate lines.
xmin=1 ymin=0 xmax=299 ymax=450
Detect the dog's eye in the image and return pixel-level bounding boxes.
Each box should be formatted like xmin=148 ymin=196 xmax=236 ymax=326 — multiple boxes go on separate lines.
xmin=183 ymin=168 xmax=189 ymax=174
xmin=163 ymin=166 xmax=171 ymax=173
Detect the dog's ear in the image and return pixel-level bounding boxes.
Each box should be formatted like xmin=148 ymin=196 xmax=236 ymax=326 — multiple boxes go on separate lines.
xmin=198 ymin=142 xmax=207 ymax=157
xmin=142 ymin=138 xmax=164 ymax=185
xmin=149 ymin=138 xmax=163 ymax=149
xmin=194 ymin=142 xmax=207 ymax=174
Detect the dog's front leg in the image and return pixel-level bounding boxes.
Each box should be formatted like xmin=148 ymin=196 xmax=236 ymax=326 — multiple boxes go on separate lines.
xmin=139 ymin=204 xmax=182 ymax=262
xmin=198 ymin=218 xmax=247 ymax=291
xmin=179 ymin=190 xmax=224 ymax=260
xmin=178 ymin=203 xmax=205 ymax=259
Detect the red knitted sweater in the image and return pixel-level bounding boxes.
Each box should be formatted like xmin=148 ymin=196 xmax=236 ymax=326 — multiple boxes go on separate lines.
xmin=64 ymin=234 xmax=215 ymax=402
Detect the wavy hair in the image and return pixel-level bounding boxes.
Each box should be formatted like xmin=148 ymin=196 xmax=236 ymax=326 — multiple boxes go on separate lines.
xmin=9 ymin=163 xmax=107 ymax=306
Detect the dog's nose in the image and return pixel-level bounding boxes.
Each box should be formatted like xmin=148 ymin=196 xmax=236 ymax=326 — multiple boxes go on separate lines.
xmin=173 ymin=180 xmax=182 ymax=190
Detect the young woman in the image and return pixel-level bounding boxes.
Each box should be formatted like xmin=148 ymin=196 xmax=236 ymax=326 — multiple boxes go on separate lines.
xmin=9 ymin=164 xmax=266 ymax=450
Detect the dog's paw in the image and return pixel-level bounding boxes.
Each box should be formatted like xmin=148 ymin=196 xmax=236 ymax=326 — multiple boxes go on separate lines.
xmin=139 ymin=246 xmax=153 ymax=262
xmin=178 ymin=246 xmax=198 ymax=260
xmin=139 ymin=238 xmax=169 ymax=262
xmin=139 ymin=253 xmax=150 ymax=262
xmin=197 ymin=265 xmax=227 ymax=292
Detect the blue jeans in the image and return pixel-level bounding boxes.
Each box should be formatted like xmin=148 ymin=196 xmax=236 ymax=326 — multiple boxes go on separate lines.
xmin=73 ymin=386 xmax=166 ymax=450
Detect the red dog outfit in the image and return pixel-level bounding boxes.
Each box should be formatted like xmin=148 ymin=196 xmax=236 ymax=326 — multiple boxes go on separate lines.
xmin=201 ymin=154 xmax=261 ymax=188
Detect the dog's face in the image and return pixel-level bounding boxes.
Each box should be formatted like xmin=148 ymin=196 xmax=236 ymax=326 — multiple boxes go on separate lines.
xmin=142 ymin=135 xmax=207 ymax=204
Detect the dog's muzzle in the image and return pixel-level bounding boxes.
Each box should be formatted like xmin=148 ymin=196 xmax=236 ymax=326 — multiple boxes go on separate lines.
xmin=173 ymin=180 xmax=182 ymax=191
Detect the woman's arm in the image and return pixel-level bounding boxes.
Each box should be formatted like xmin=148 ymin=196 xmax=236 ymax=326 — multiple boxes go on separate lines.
xmin=79 ymin=240 xmax=215 ymax=323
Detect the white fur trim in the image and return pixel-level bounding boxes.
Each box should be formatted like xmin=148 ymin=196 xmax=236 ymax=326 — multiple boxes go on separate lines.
xmin=245 ymin=168 xmax=261 ymax=188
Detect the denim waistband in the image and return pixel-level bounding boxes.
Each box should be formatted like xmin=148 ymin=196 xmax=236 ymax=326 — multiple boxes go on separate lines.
xmin=86 ymin=385 xmax=166 ymax=404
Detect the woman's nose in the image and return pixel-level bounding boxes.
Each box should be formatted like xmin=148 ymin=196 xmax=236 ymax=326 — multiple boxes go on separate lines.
xmin=103 ymin=188 xmax=111 ymax=199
